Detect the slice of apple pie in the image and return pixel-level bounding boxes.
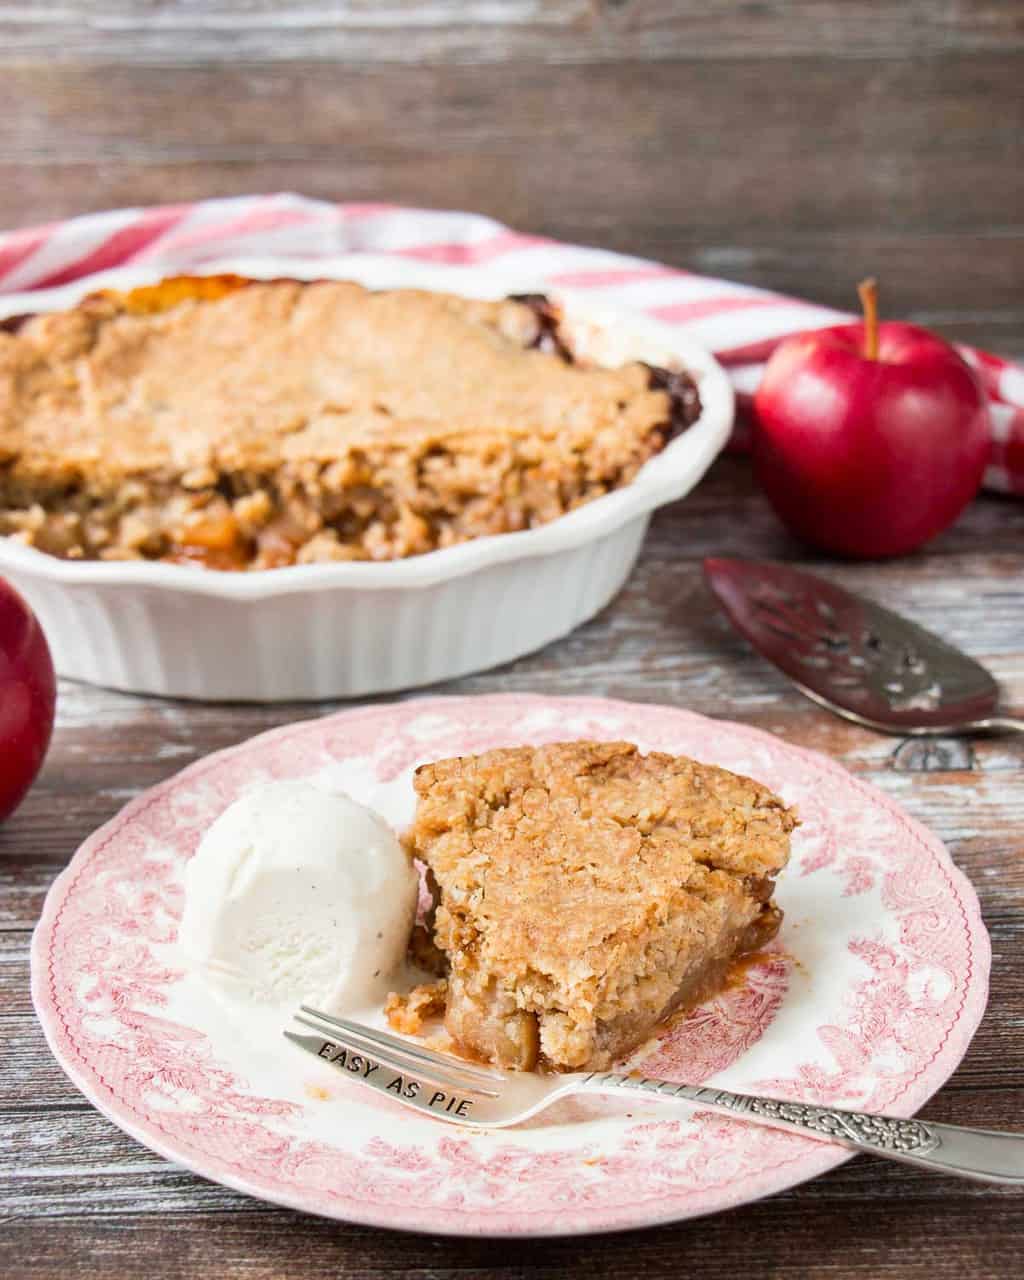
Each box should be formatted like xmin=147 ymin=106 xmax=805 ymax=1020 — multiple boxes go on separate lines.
xmin=403 ymin=740 xmax=796 ymax=1072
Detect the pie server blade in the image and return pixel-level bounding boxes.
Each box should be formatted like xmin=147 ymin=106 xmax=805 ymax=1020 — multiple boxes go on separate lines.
xmin=703 ymin=557 xmax=1021 ymax=736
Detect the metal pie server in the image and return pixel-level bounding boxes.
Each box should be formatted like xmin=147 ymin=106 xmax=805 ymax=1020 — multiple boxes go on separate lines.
xmin=704 ymin=558 xmax=1024 ymax=737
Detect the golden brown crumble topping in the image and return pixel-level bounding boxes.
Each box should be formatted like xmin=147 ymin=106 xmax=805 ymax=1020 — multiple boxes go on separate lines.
xmin=405 ymin=740 xmax=796 ymax=1072
xmin=0 ymin=277 xmax=700 ymax=569
xmin=385 ymin=980 xmax=449 ymax=1036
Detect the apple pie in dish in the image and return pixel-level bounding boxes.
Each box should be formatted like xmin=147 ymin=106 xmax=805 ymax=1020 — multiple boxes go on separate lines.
xmin=0 ymin=276 xmax=700 ymax=570
xmin=403 ymin=740 xmax=796 ymax=1072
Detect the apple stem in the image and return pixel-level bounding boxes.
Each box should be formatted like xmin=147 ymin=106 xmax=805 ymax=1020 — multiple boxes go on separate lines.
xmin=858 ymin=277 xmax=879 ymax=360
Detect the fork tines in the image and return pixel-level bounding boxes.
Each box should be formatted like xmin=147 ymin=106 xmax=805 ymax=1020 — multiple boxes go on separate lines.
xmin=290 ymin=1004 xmax=502 ymax=1097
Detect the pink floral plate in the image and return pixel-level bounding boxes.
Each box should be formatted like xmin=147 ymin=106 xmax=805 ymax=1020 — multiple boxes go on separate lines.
xmin=32 ymin=694 xmax=989 ymax=1236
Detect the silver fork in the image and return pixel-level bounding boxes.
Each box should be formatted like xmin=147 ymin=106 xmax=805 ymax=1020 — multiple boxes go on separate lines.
xmin=286 ymin=1005 xmax=1024 ymax=1185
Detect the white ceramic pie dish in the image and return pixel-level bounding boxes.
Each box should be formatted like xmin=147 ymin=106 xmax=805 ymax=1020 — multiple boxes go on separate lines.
xmin=0 ymin=255 xmax=733 ymax=700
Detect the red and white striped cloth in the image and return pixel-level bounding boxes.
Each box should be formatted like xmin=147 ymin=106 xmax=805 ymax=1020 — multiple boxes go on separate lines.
xmin=2 ymin=193 xmax=1021 ymax=495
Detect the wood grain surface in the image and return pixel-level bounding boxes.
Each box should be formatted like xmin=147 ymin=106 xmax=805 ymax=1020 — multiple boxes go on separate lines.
xmin=2 ymin=455 xmax=1023 ymax=1277
xmin=2 ymin=1 xmax=1023 ymax=1273
xmin=2 ymin=1 xmax=1022 ymax=358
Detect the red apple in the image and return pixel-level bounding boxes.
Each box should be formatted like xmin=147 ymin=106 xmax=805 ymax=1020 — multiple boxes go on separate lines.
xmin=0 ymin=578 xmax=56 ymax=821
xmin=753 ymin=280 xmax=990 ymax=558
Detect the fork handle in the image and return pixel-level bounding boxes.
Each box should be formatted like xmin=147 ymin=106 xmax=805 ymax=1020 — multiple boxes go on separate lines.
xmin=583 ymin=1076 xmax=1024 ymax=1184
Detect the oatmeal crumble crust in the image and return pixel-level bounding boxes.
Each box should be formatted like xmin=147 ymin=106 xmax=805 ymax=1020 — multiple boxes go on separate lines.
xmin=0 ymin=278 xmax=699 ymax=568
xmin=406 ymin=740 xmax=797 ymax=1071
xmin=385 ymin=980 xmax=448 ymax=1036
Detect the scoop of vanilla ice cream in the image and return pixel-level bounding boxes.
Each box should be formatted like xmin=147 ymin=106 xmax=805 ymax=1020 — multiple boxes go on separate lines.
xmin=178 ymin=781 xmax=417 ymax=1013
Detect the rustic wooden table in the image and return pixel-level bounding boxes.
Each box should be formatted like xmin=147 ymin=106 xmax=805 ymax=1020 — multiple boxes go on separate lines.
xmin=2 ymin=2 xmax=1022 ymax=358
xmin=3 ymin=457 xmax=1023 ymax=1277
xmin=2 ymin=1 xmax=1023 ymax=1274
